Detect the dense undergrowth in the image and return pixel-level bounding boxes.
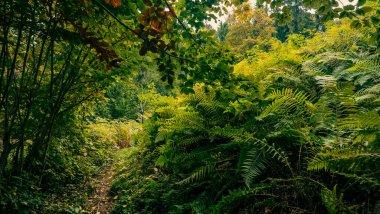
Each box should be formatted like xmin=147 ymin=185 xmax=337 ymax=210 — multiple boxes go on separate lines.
xmin=110 ymin=20 xmax=380 ymax=213
xmin=1 ymin=0 xmax=380 ymax=213
xmin=0 ymin=119 xmax=130 ymax=212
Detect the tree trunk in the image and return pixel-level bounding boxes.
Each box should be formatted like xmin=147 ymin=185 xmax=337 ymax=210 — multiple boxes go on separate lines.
xmin=0 ymin=133 xmax=11 ymax=179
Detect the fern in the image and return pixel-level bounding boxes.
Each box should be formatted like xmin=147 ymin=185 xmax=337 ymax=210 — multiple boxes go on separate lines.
xmin=315 ymin=75 xmax=337 ymax=90
xmin=338 ymin=110 xmax=380 ymax=131
xmin=209 ymin=126 xmax=245 ymax=140
xmin=173 ymin=147 xmax=216 ymax=163
xmin=321 ymin=185 xmax=359 ymax=214
xmin=175 ymin=135 xmax=207 ymax=148
xmin=302 ymin=60 xmax=326 ymax=75
xmin=178 ymin=162 xmax=216 ymax=185
xmin=236 ymin=135 xmax=293 ymax=175
xmin=257 ymin=88 xmax=311 ymax=120
xmin=189 ymin=192 xmax=212 ymax=214
xmin=336 ymin=171 xmax=380 ymax=188
xmin=171 ymin=112 xmax=205 ymax=131
xmin=308 ymin=148 xmax=380 ymax=174
xmin=213 ymin=184 xmax=276 ymax=213
xmin=321 ymin=186 xmax=339 ymax=214
xmin=156 ymin=111 xmax=205 ymax=143
xmin=241 ymin=149 xmax=267 ymax=187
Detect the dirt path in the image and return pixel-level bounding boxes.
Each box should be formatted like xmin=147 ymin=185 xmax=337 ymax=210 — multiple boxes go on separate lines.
xmin=86 ymin=163 xmax=116 ymax=214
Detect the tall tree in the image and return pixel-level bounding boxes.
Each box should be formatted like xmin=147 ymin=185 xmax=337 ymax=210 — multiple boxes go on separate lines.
xmin=216 ymin=22 xmax=229 ymax=42
xmin=225 ymin=3 xmax=276 ymax=55
xmin=257 ymin=0 xmax=380 ymax=47
xmin=273 ymin=0 xmax=321 ymax=41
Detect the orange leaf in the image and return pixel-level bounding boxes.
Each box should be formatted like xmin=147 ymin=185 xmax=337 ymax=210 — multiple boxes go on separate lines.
xmin=104 ymin=0 xmax=122 ymax=8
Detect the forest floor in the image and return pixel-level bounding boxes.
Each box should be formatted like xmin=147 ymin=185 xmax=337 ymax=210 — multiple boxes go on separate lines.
xmin=86 ymin=161 xmax=117 ymax=214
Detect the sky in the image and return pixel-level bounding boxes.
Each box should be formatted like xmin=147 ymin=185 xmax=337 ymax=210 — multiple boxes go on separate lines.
xmin=207 ymin=0 xmax=358 ymax=29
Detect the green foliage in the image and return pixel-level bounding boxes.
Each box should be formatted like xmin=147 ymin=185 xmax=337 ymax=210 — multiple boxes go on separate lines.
xmin=241 ymin=149 xmax=267 ymax=187
xmin=0 ymin=116 xmax=118 ymax=212
xmin=216 ymin=22 xmax=229 ymax=42
xmin=2 ymin=0 xmax=380 ymax=213
xmin=95 ymin=82 xmax=140 ymax=120
xmin=112 ymin=20 xmax=380 ymax=213
xmin=225 ymin=3 xmax=277 ymax=56
xmin=268 ymin=0 xmax=322 ymax=41
xmin=258 ymin=0 xmax=380 ymax=47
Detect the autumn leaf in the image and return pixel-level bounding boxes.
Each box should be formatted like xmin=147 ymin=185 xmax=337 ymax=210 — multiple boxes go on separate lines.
xmin=104 ymin=0 xmax=122 ymax=8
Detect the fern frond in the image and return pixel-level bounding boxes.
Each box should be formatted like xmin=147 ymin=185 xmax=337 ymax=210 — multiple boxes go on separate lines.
xmin=175 ymin=135 xmax=207 ymax=148
xmin=265 ymin=88 xmax=294 ymax=100
xmin=264 ymin=69 xmax=301 ymax=84
xmin=347 ymin=55 xmax=380 ymax=73
xmin=337 ymin=172 xmax=380 ymax=189
xmin=155 ymin=128 xmax=173 ymax=143
xmin=355 ymin=84 xmax=380 ymax=104
xmin=236 ymin=136 xmax=293 ymax=175
xmin=315 ymin=75 xmax=337 ymax=90
xmin=213 ymin=183 xmax=276 ymax=213
xmin=178 ymin=163 xmax=216 ymax=185
xmin=189 ymin=192 xmax=212 ymax=214
xmin=321 ymin=186 xmax=339 ymax=214
xmin=241 ymin=149 xmax=267 ymax=187
xmin=173 ymin=148 xmax=216 ymax=163
xmin=338 ymin=110 xmax=380 ymax=130
xmin=161 ymin=111 xmax=205 ymax=133
xmin=258 ymin=89 xmax=311 ymax=120
xmin=308 ymin=149 xmax=380 ymax=173
xmin=210 ymin=126 xmax=245 ymax=140
xmin=302 ymin=60 xmax=326 ymax=75
xmin=197 ymin=100 xmax=224 ymax=116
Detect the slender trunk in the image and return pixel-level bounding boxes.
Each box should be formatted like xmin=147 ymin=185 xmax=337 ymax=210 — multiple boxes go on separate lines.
xmin=0 ymin=93 xmax=11 ymax=179
xmin=38 ymin=114 xmax=56 ymax=186
xmin=0 ymin=139 xmax=10 ymax=179
xmin=13 ymin=19 xmax=34 ymax=176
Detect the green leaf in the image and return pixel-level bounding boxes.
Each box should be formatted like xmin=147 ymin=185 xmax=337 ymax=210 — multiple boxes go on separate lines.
xmin=136 ymin=0 xmax=146 ymax=10
xmin=356 ymin=8 xmax=365 ymax=15
xmin=361 ymin=6 xmax=373 ymax=13
xmin=343 ymin=5 xmax=355 ymax=11
xmin=357 ymin=0 xmax=366 ymax=6
xmin=318 ymin=6 xmax=326 ymax=14
xmin=350 ymin=20 xmax=362 ymax=28
xmin=371 ymin=16 xmax=380 ymax=24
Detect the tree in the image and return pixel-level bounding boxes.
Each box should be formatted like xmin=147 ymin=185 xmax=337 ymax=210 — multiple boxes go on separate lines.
xmin=225 ymin=3 xmax=277 ymax=55
xmin=257 ymin=0 xmax=380 ymax=47
xmin=216 ymin=22 xmax=229 ymax=42
xmin=0 ymin=0 xmax=119 ymax=178
xmin=272 ymin=0 xmax=321 ymax=41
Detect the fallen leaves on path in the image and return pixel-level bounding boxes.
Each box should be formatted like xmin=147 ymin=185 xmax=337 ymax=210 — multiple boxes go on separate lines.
xmin=86 ymin=163 xmax=116 ymax=214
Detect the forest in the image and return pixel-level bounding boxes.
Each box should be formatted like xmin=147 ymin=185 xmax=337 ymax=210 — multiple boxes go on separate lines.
xmin=0 ymin=0 xmax=380 ymax=213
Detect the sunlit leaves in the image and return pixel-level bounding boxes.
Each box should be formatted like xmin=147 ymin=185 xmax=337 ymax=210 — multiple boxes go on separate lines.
xmin=226 ymin=4 xmax=276 ymax=55
xmin=256 ymin=0 xmax=380 ymax=46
